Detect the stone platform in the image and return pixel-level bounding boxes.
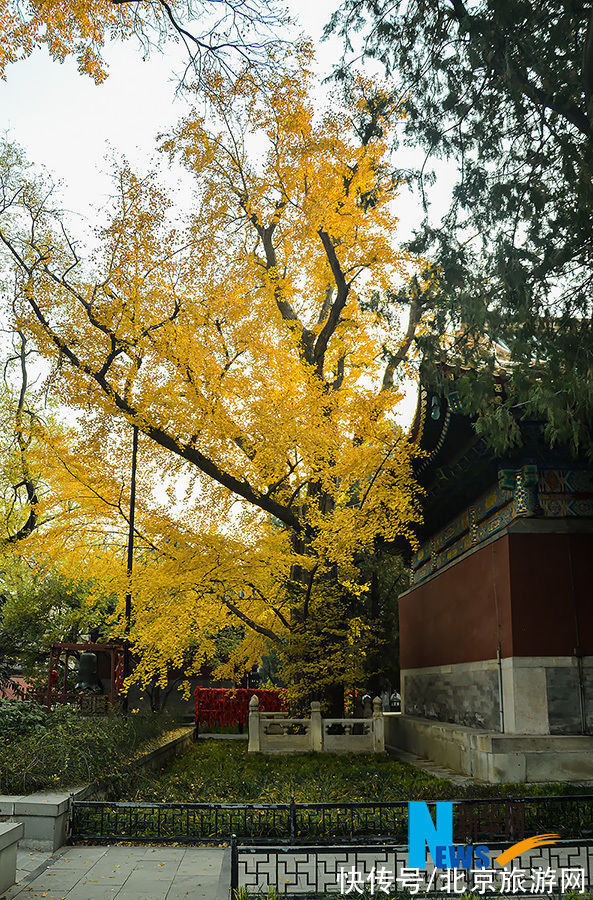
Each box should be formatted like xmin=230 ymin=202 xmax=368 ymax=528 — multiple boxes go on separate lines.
xmin=385 ymin=714 xmax=593 ymax=783
xmin=5 ymin=844 xmax=227 ymax=899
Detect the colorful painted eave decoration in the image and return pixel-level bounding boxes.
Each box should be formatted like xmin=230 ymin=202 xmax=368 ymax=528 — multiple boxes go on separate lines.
xmin=411 ymin=465 xmax=593 ymax=585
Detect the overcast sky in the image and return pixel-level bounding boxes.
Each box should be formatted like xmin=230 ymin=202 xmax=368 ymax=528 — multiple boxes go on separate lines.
xmin=0 ymin=0 xmax=455 ymax=423
xmin=1 ymin=1 xmax=344 ymax=216
xmin=0 ymin=0 xmax=446 ymax=230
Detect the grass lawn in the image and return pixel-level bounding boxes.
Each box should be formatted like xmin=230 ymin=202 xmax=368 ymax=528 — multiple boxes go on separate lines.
xmin=113 ymin=739 xmax=579 ymax=803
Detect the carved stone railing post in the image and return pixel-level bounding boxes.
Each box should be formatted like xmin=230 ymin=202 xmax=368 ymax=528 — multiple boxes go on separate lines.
xmin=248 ymin=694 xmax=261 ymax=753
xmin=311 ymin=700 xmax=322 ymax=751
xmin=372 ymin=696 xmax=385 ymax=753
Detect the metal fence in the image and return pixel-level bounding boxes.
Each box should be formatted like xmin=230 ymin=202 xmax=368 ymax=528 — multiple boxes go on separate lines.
xmin=70 ymin=795 xmax=593 ymax=845
xmin=70 ymin=800 xmax=292 ymax=843
xmin=230 ymin=838 xmax=593 ymax=897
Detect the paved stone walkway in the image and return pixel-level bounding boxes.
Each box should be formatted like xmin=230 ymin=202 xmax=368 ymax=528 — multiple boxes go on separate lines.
xmin=6 ymin=845 xmax=227 ymax=900
xmin=14 ymin=850 xmax=50 ymax=886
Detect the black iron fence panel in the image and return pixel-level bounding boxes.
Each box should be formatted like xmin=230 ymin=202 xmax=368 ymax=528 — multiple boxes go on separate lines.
xmin=456 ymin=797 xmax=593 ymax=844
xmin=71 ymin=801 xmax=292 ymax=843
xmin=230 ymin=839 xmax=593 ymax=898
xmin=455 ymin=800 xmax=525 ymax=843
xmin=70 ymin=796 xmax=593 ymax=845
xmin=522 ymin=796 xmax=593 ymax=840
xmin=293 ymin=803 xmax=408 ymax=842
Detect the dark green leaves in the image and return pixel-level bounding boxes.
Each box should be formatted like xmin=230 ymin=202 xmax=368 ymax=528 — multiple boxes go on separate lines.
xmin=330 ymin=0 xmax=593 ymax=455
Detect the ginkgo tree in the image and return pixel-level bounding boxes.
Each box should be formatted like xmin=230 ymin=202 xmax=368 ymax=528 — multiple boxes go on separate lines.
xmin=0 ymin=50 xmax=433 ymax=707
xmin=0 ymin=0 xmax=285 ymax=84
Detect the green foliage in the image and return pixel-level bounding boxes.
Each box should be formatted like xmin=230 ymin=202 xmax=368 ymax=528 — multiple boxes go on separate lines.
xmin=276 ymin=550 xmax=407 ymax=711
xmin=112 ymin=739 xmax=580 ymax=804
xmin=0 ymin=562 xmax=115 ymax=678
xmin=0 ymin=698 xmax=47 ymax=735
xmin=356 ymin=547 xmax=408 ymax=694
xmin=279 ymin=579 xmax=369 ymax=713
xmin=0 ymin=701 xmax=167 ymax=793
xmin=234 ymin=889 xmax=280 ymax=900
xmin=329 ymin=0 xmax=593 ymax=455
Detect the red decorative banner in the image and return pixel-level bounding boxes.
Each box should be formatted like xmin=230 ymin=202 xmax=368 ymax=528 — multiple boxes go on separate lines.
xmin=194 ymin=687 xmax=287 ymax=728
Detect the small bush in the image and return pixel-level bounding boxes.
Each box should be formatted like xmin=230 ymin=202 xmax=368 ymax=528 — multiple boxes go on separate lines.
xmin=0 ymin=699 xmax=48 ymax=736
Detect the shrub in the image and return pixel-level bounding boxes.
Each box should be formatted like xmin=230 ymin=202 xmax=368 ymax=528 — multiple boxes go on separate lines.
xmin=0 ymin=699 xmax=48 ymax=736
xmin=0 ymin=701 xmax=171 ymax=794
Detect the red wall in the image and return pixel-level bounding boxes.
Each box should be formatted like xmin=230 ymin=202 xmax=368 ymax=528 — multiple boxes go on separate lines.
xmin=400 ymin=531 xmax=593 ymax=669
xmin=508 ymin=532 xmax=593 ymax=657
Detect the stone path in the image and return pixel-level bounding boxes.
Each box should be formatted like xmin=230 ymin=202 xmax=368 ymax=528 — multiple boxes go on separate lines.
xmin=14 ymin=850 xmax=50 ymax=886
xmin=5 ymin=845 xmax=227 ymax=900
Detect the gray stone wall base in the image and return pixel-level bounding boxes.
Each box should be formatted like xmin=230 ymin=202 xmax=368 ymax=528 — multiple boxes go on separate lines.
xmin=125 ymin=726 xmax=195 ymax=774
xmin=0 ymin=793 xmax=70 ymax=850
xmin=385 ymin=714 xmax=593 ymax=783
xmin=401 ymin=657 xmax=593 ymax=735
xmin=0 ymin=822 xmax=23 ymax=893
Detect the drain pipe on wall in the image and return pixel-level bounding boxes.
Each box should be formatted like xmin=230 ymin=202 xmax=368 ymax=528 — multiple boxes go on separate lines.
xmin=575 ymin=648 xmax=586 ymax=735
xmin=492 ymin=542 xmax=505 ymax=733
xmin=497 ymin=642 xmax=505 ymax=734
xmin=567 ymin=538 xmax=587 ymax=735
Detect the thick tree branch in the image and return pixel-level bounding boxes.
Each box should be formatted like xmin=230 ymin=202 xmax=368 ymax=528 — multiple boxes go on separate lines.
xmin=245 ymin=201 xmax=315 ymax=363
xmin=221 ymin=597 xmax=283 ymax=643
xmin=0 ymin=227 xmax=304 ymax=529
xmin=314 ymin=230 xmax=350 ymax=372
xmin=317 ymin=286 xmax=334 ymax=324
xmin=2 ymin=333 xmax=39 ymax=544
xmin=2 ymin=243 xmax=302 ymax=533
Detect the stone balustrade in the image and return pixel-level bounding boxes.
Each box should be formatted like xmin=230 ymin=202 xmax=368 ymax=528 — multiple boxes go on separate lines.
xmin=248 ymin=695 xmax=385 ymax=754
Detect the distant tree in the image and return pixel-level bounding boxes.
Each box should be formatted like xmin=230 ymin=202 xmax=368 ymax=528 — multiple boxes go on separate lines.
xmin=329 ymin=0 xmax=593 ymax=455
xmin=0 ymin=566 xmax=113 ymax=680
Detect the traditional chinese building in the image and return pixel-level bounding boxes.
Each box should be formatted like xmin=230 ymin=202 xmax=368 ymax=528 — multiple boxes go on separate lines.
xmin=387 ymin=376 xmax=593 ymax=781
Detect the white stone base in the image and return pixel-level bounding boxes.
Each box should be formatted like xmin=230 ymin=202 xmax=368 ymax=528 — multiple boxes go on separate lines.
xmin=386 ymin=714 xmax=593 ymax=783
xmin=248 ymin=697 xmax=385 ymax=754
